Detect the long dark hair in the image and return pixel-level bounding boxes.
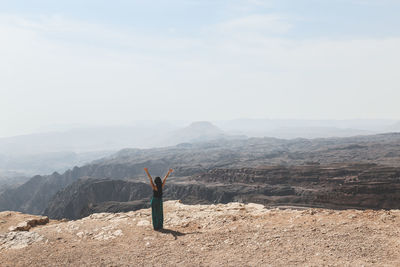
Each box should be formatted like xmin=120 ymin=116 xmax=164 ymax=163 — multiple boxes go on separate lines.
xmin=154 ymin=176 xmax=162 ymax=193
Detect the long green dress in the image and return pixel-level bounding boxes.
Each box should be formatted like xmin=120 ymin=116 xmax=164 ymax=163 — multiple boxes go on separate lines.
xmin=151 ymin=196 xmax=163 ymax=230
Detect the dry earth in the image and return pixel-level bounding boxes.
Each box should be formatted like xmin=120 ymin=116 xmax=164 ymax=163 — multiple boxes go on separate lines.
xmin=1 ymin=201 xmax=400 ymax=266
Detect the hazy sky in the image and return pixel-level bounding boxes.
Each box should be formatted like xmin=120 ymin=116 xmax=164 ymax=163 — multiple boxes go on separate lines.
xmin=1 ymin=0 xmax=400 ymax=137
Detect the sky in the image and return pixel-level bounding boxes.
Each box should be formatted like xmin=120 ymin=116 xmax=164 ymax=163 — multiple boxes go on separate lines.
xmin=1 ymin=0 xmax=400 ymax=137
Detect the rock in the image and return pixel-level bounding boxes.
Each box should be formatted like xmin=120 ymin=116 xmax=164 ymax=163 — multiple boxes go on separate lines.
xmin=11 ymin=221 xmax=31 ymax=231
xmin=113 ymin=230 xmax=123 ymax=237
xmin=76 ymin=232 xmax=84 ymax=238
xmin=0 ymin=231 xmax=44 ymax=250
xmin=35 ymin=216 xmax=50 ymax=225
xmin=8 ymin=216 xmax=50 ymax=232
xmin=93 ymin=229 xmax=123 ymax=241
xmin=137 ymin=220 xmax=150 ymax=226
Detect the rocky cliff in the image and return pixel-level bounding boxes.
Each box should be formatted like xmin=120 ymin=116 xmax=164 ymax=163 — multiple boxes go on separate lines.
xmin=44 ymin=163 xmax=400 ymax=220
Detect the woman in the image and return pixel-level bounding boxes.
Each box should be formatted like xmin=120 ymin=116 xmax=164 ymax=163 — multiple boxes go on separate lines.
xmin=144 ymin=167 xmax=173 ymax=230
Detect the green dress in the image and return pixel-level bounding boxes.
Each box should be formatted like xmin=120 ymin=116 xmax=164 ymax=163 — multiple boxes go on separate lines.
xmin=151 ymin=196 xmax=163 ymax=230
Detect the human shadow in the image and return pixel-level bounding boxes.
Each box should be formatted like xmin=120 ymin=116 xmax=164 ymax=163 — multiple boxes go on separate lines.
xmin=156 ymin=228 xmax=199 ymax=240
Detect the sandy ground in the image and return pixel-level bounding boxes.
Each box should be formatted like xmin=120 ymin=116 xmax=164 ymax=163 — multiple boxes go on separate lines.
xmin=1 ymin=201 xmax=400 ymax=266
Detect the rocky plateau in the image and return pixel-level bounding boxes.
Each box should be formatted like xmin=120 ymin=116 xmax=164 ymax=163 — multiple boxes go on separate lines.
xmin=1 ymin=201 xmax=399 ymax=266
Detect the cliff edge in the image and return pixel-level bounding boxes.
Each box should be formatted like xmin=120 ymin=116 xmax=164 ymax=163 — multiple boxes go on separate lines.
xmin=1 ymin=201 xmax=400 ymax=266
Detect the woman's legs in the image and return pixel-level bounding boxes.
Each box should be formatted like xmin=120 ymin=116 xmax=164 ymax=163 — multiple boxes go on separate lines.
xmin=151 ymin=197 xmax=163 ymax=230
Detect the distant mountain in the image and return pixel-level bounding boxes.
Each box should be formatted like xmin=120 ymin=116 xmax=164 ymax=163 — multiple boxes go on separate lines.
xmin=0 ymin=121 xmax=240 ymax=179
xmin=0 ymin=121 xmax=234 ymax=156
xmin=0 ymin=125 xmax=178 ymax=155
xmin=4 ymin=119 xmax=396 ymax=157
xmin=264 ymin=127 xmax=373 ymax=139
xmin=160 ymin=121 xmax=244 ymax=146
xmin=0 ymin=150 xmax=114 ymax=177
xmin=1 ymin=119 xmax=397 ymax=159
xmin=386 ymin=122 xmax=400 ymax=132
xmin=214 ymin=119 xmax=397 ymax=138
xmin=177 ymin=121 xmax=225 ymax=139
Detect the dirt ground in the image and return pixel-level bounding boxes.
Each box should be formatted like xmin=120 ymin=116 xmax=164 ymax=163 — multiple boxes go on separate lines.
xmin=1 ymin=200 xmax=400 ymax=266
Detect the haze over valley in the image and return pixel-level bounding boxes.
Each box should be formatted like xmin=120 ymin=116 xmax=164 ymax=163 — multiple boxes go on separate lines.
xmin=1 ymin=119 xmax=399 ymax=183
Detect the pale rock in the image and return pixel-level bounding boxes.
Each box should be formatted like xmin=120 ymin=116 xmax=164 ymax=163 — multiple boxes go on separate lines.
xmin=76 ymin=232 xmax=84 ymax=238
xmin=0 ymin=231 xmax=44 ymax=250
xmin=137 ymin=220 xmax=150 ymax=226
xmin=113 ymin=230 xmax=123 ymax=237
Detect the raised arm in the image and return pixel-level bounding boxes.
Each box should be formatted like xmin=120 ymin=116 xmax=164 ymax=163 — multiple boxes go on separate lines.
xmin=162 ymin=168 xmax=173 ymax=188
xmin=144 ymin=168 xmax=157 ymax=191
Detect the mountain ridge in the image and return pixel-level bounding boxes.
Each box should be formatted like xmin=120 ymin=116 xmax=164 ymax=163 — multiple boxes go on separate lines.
xmin=1 ymin=132 xmax=400 ymax=216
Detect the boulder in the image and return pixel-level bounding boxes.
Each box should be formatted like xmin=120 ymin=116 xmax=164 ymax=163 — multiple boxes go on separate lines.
xmin=8 ymin=216 xmax=49 ymax=232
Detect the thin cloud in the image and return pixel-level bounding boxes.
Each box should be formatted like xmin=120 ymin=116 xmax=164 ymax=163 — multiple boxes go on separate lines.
xmin=216 ymin=14 xmax=292 ymax=35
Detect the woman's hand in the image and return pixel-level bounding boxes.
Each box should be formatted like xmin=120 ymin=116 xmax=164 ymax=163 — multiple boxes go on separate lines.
xmin=144 ymin=168 xmax=148 ymax=171
xmin=169 ymin=168 xmax=174 ymax=173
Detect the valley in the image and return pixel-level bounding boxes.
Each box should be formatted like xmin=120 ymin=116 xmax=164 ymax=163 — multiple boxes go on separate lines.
xmin=1 ymin=133 xmax=399 ymax=219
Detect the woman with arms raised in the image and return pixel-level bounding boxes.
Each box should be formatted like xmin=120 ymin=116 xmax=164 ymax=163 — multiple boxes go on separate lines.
xmin=144 ymin=167 xmax=173 ymax=230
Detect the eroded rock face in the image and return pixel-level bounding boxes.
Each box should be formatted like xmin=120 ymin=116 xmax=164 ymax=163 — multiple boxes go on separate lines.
xmin=196 ymin=164 xmax=400 ymax=210
xmin=44 ymin=180 xmax=152 ymax=220
xmin=44 ymin=163 xmax=400 ymax=220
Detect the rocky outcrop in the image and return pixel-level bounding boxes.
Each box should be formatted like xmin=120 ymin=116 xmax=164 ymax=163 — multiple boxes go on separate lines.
xmin=8 ymin=217 xmax=49 ymax=232
xmin=0 ymin=212 xmax=49 ymax=250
